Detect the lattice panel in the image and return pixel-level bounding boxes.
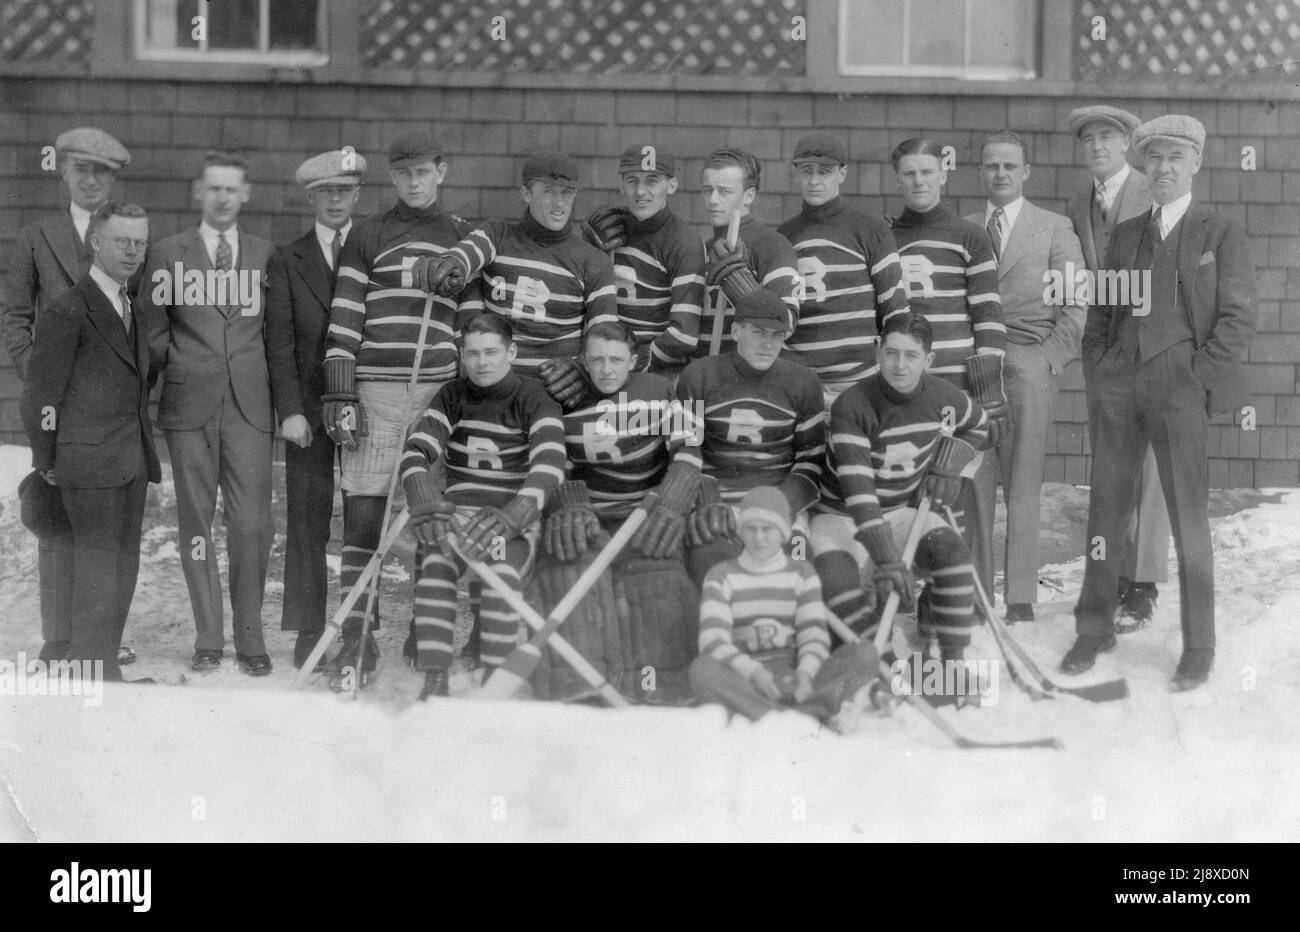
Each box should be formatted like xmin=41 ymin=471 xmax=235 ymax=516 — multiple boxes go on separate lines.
xmin=1075 ymin=0 xmax=1299 ymax=81
xmin=362 ymin=0 xmax=806 ymax=74
xmin=0 ymin=0 xmax=95 ymax=63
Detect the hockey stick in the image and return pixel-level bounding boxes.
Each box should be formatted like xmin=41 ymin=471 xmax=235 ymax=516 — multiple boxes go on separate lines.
xmin=478 ymin=493 xmax=657 ymax=700
xmin=293 ymin=508 xmax=410 ymax=689
xmin=706 ymin=210 xmax=743 ymax=356
xmin=824 ymin=605 xmax=1062 ymax=750
xmin=942 ymin=506 xmax=1129 ymax=703
xmin=449 ymin=536 xmax=630 ymax=708
xmin=345 ymin=292 xmax=439 ymax=698
xmin=870 ymin=495 xmax=934 ymax=654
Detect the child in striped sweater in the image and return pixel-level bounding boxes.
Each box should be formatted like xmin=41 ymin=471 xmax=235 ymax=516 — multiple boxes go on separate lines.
xmin=688 ymin=486 xmax=877 ymax=722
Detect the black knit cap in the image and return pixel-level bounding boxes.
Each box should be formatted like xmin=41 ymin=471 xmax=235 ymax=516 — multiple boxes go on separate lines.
xmin=522 ymin=150 xmax=581 ymax=187
xmin=792 ymin=131 xmax=848 ymax=165
xmin=618 ymin=143 xmax=677 ymax=177
xmin=734 ymin=289 xmax=791 ymax=330
xmin=388 ymin=129 xmax=442 ymax=167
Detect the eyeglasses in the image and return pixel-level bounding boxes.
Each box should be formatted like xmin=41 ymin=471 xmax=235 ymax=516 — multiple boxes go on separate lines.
xmin=105 ymin=237 xmax=149 ymax=252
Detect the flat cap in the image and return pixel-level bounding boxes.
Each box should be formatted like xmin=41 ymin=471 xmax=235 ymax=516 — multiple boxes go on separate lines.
xmin=792 ymin=131 xmax=848 ymax=165
xmin=733 ymin=289 xmax=791 ymax=330
xmin=19 ymin=470 xmax=71 ymax=540
xmin=618 ymin=143 xmax=676 ymax=177
xmin=522 ymin=150 xmax=580 ymax=187
xmin=295 ymin=149 xmax=367 ymax=189
xmin=387 ymin=130 xmax=442 ymax=167
xmin=1067 ymin=105 xmax=1141 ymax=138
xmin=55 ymin=127 xmax=130 ymax=170
xmin=1133 ymin=114 xmax=1206 ymax=155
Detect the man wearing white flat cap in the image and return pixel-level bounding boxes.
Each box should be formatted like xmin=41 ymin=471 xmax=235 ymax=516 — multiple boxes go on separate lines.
xmin=1064 ymin=114 xmax=1257 ymax=692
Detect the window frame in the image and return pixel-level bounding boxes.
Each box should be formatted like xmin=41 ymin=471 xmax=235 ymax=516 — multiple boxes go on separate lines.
xmin=132 ymin=0 xmax=329 ymax=67
xmin=836 ymin=0 xmax=1038 ymax=80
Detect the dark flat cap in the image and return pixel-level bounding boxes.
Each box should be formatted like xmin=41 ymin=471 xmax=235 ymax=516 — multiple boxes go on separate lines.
xmin=734 ymin=289 xmax=791 ymax=331
xmin=19 ymin=471 xmax=71 ymax=540
xmin=388 ymin=130 xmax=442 ymax=167
xmin=522 ymin=150 xmax=580 ymax=187
xmin=618 ymin=143 xmax=676 ymax=177
xmin=792 ymin=131 xmax=848 ymax=165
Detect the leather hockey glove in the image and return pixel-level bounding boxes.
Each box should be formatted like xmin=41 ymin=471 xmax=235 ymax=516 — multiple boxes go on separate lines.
xmin=403 ymin=468 xmax=457 ymax=556
xmin=921 ymin=435 xmax=978 ymax=510
xmin=410 ymin=254 xmax=469 ymax=297
xmin=538 ymin=357 xmax=592 ymax=411
xmin=581 ymin=205 xmax=630 ymax=252
xmin=629 ymin=462 xmax=700 ymax=559
xmin=543 ymin=480 xmax=602 ymax=562
xmin=856 ymin=522 xmax=917 ymax=612
xmin=460 ymin=495 xmax=539 ymax=562
xmin=321 ymin=358 xmax=368 ymax=450
xmin=965 ymin=352 xmax=1013 ymax=448
xmin=685 ymin=474 xmax=736 ymax=547
xmin=705 ymin=239 xmax=762 ymax=307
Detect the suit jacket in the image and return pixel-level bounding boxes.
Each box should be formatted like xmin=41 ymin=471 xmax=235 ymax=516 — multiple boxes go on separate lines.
xmin=264 ymin=228 xmax=336 ymax=430
xmin=1065 ymin=168 xmax=1153 ymax=272
xmin=2 ymin=211 xmax=88 ymax=379
xmin=964 ymin=200 xmax=1086 ymax=375
xmin=140 ymin=226 xmax=292 ymax=433
xmin=20 ymin=276 xmax=161 ymax=489
xmin=1083 ymin=201 xmax=1258 ymax=416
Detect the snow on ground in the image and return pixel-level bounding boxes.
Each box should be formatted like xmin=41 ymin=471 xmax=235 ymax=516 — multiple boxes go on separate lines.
xmin=1 ymin=445 xmax=1298 ymax=841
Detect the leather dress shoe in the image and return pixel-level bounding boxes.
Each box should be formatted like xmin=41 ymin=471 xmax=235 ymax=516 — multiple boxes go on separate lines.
xmin=1060 ymin=633 xmax=1118 ymax=675
xmin=1171 ymin=648 xmax=1214 ymax=692
xmin=191 ymin=649 xmax=223 ymax=672
xmin=237 ymin=653 xmax=273 ymax=677
xmin=1005 ymin=603 xmax=1035 ymax=623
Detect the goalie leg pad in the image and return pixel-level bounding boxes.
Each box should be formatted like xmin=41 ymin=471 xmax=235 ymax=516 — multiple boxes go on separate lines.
xmin=614 ymin=556 xmax=700 ymax=703
xmin=526 ymin=548 xmax=623 ymax=702
xmin=685 ymin=538 xmax=741 ymax=590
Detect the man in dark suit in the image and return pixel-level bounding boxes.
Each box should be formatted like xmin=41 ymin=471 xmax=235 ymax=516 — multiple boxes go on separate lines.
xmin=964 ymin=130 xmax=1086 ymax=622
xmin=1 ymin=128 xmax=137 ymax=665
xmin=141 ymin=151 xmax=294 ymax=676
xmin=1065 ymin=105 xmax=1170 ymax=631
xmin=265 ymin=150 xmax=366 ymax=668
xmin=1065 ymin=115 xmax=1257 ymax=691
xmin=20 ymin=202 xmax=161 ymax=682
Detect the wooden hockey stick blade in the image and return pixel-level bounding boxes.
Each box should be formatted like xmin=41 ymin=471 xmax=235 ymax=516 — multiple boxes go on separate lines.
xmin=451 ymin=538 xmax=630 ymax=708
xmin=477 ymin=499 xmax=654 ymax=700
xmin=982 ymin=602 xmax=1054 ymax=701
xmin=943 ymin=506 xmax=1129 ymax=704
xmin=293 ymin=509 xmax=410 ymax=689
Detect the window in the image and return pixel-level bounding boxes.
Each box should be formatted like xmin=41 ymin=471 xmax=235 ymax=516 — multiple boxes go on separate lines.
xmin=839 ymin=0 xmax=1038 ymax=79
xmin=135 ymin=0 xmax=327 ymax=65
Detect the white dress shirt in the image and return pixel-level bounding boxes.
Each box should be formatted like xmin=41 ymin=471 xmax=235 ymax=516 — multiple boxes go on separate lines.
xmin=89 ymin=263 xmax=131 ymax=327
xmin=315 ymin=220 xmax=352 ymax=271
xmin=1152 ymin=191 xmax=1192 ymax=239
xmin=70 ymin=202 xmax=94 ymax=244
xmin=984 ymin=196 xmax=1025 ymax=253
xmin=1094 ymin=163 xmax=1131 ymax=214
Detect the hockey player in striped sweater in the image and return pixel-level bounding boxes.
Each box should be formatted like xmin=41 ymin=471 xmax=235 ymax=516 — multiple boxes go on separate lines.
xmin=689 ymin=486 xmax=877 ymax=722
xmin=889 ymin=137 xmax=1010 ymax=598
xmin=534 ymin=320 xmax=703 ymax=702
xmin=696 ymin=148 xmax=802 ymax=358
xmin=580 ymin=144 xmax=706 ymax=377
xmin=812 ymin=312 xmax=989 ymax=703
xmin=321 ymin=129 xmax=477 ymax=684
xmin=398 ymin=313 xmax=566 ymax=700
xmin=778 ymin=132 xmax=910 ymax=405
xmin=410 ymin=150 xmax=618 ymax=408
xmin=675 ymin=290 xmax=825 ymax=584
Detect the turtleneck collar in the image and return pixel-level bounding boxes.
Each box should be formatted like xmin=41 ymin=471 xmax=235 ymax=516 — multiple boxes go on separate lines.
xmin=730 ymin=351 xmax=775 ymax=380
xmin=522 ymin=210 xmax=573 ymax=245
xmin=802 ymin=195 xmax=848 ymax=221
xmin=627 ymin=206 xmax=672 ymax=237
xmin=393 ymin=199 xmax=443 ymax=221
xmin=897 ymin=203 xmax=952 ymax=227
xmin=711 ymin=214 xmax=754 ymax=239
xmin=466 ymin=370 xmax=520 ymax=402
xmin=879 ymin=372 xmax=925 ymax=405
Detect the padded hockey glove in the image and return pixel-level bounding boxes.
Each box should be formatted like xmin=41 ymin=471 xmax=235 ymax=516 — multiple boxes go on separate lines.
xmin=630 ymin=462 xmax=700 ymax=559
xmin=685 ymin=474 xmax=736 ymax=547
xmin=705 ymin=239 xmax=762 ymax=307
xmin=581 ymin=205 xmax=630 ymax=252
xmin=321 ymin=358 xmax=368 ymax=450
xmin=410 ymin=254 xmax=469 ymax=297
xmin=856 ymin=523 xmax=916 ymax=612
xmin=403 ymin=468 xmax=458 ymax=556
xmin=965 ymin=352 xmax=1013 ymax=448
xmin=543 ymin=479 xmax=602 ymax=562
xmin=921 ymin=435 xmax=978 ymax=510
xmin=460 ymin=494 xmax=539 ymax=561
xmin=538 ymin=357 xmax=592 ymax=411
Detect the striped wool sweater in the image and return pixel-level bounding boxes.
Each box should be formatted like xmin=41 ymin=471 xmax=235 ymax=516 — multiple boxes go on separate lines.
xmin=819 ymin=372 xmax=989 ymax=534
xmin=562 ymin=371 xmax=704 ymax=520
xmin=696 ymin=217 xmax=802 ymax=358
xmin=777 ymin=196 xmax=910 ymax=389
xmin=699 ymin=552 xmax=831 ymax=680
xmin=890 ymin=205 xmax=1005 ymax=390
xmin=399 ymin=371 xmax=565 ymax=512
xmin=450 ymin=214 xmax=619 ymax=373
xmin=675 ymin=352 xmax=825 ymax=507
xmin=325 ymin=201 xmax=476 ymax=382
xmin=611 ymin=208 xmax=707 ymax=373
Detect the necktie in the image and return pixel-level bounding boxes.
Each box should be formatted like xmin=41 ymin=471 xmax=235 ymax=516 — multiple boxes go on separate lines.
xmin=1151 ymin=206 xmax=1164 ymax=241
xmin=215 ymin=231 xmax=232 ymax=271
xmin=987 ymin=207 xmax=1004 ymax=263
xmin=118 ymin=284 xmax=134 ymax=336
xmin=1095 ymin=183 xmax=1109 ymax=221
xmin=331 ymin=230 xmax=342 ymax=270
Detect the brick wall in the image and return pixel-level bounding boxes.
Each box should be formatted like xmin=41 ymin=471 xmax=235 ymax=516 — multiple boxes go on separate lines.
xmin=1 ymin=76 xmax=1297 ymax=487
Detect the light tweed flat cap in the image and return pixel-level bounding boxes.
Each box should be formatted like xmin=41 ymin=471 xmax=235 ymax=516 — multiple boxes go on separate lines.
xmin=55 ymin=127 xmax=130 ymax=169
xmin=1133 ymin=114 xmax=1206 ymax=155
xmin=295 ymin=149 xmax=367 ymax=189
